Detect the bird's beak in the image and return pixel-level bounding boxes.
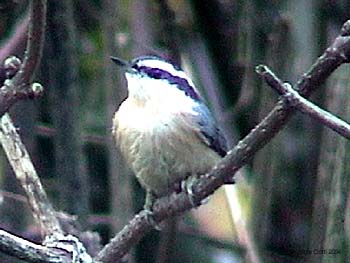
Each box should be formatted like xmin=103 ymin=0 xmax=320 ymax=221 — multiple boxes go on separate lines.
xmin=110 ymin=56 xmax=137 ymax=74
xmin=110 ymin=56 xmax=129 ymax=68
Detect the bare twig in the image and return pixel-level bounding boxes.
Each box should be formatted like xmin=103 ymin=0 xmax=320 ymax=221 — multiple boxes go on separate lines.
xmin=0 ymin=189 xmax=28 ymax=203
xmin=0 ymin=0 xmax=60 ymax=237
xmin=0 ymin=120 xmax=94 ymax=259
xmin=35 ymin=124 xmax=107 ymax=146
xmin=0 ymin=16 xmax=29 ymax=84
xmin=12 ymin=0 xmax=46 ymax=88
xmin=0 ymin=63 xmax=94 ymax=262
xmin=96 ymin=19 xmax=350 ymax=263
xmin=0 ymin=1 xmax=95 ymax=262
xmin=256 ymin=64 xmax=350 ymax=139
xmin=0 ymin=0 xmax=46 ymax=117
xmin=0 ymin=114 xmax=62 ymax=235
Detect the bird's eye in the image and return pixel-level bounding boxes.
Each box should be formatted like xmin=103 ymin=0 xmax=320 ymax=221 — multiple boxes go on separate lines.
xmin=131 ymin=64 xmax=139 ymax=70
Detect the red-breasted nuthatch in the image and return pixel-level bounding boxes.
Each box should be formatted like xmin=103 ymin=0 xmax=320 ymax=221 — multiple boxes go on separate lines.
xmin=111 ymin=55 xmax=228 ymax=212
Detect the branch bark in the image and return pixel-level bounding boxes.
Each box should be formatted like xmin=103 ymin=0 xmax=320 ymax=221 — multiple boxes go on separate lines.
xmin=256 ymin=64 xmax=350 ymax=139
xmin=0 ymin=0 xmax=46 ymax=116
xmin=0 ymin=113 xmax=62 ymax=235
xmin=0 ymin=0 xmax=61 ymax=237
xmin=0 ymin=1 xmax=93 ymax=262
xmin=96 ymin=18 xmax=350 ymax=263
xmin=0 ymin=230 xmax=68 ymax=263
xmin=0 ymin=16 xmax=29 ymax=84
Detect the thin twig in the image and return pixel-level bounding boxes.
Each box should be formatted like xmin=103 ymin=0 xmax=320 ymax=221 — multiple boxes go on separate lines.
xmin=96 ymin=19 xmax=350 ymax=263
xmin=0 ymin=0 xmax=46 ymax=117
xmin=0 ymin=189 xmax=28 ymax=203
xmin=35 ymin=124 xmax=107 ymax=145
xmin=12 ymin=0 xmax=46 ymax=88
xmin=0 ymin=16 xmax=29 ymax=84
xmin=256 ymin=64 xmax=350 ymax=139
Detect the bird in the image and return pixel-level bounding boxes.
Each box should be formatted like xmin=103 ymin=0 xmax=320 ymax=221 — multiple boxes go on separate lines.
xmin=111 ymin=55 xmax=228 ymax=213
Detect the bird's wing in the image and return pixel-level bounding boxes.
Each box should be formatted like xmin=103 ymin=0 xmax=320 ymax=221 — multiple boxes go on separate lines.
xmin=188 ymin=103 xmax=227 ymax=157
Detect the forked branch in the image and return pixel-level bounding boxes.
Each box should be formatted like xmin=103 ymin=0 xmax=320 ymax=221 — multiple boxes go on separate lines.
xmin=256 ymin=64 xmax=350 ymax=139
xmin=0 ymin=1 xmax=93 ymax=262
xmin=0 ymin=0 xmax=46 ymax=116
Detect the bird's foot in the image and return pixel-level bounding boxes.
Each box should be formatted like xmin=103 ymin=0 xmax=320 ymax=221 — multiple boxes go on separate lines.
xmin=143 ymin=191 xmax=162 ymax=231
xmin=181 ymin=175 xmax=209 ymax=208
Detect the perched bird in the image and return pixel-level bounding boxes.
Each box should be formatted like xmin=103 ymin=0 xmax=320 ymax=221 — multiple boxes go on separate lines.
xmin=111 ymin=55 xmax=228 ymax=211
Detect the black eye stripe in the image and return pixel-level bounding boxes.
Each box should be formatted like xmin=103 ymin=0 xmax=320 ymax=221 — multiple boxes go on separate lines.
xmin=136 ymin=66 xmax=200 ymax=101
xmin=131 ymin=64 xmax=139 ymax=70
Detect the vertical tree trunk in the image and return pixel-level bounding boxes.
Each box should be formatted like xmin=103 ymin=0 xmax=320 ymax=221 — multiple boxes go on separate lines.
xmin=44 ymin=0 xmax=89 ymax=223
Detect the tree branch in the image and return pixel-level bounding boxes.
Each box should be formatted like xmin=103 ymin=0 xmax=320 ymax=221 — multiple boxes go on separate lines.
xmin=0 ymin=229 xmax=68 ymax=263
xmin=12 ymin=0 xmax=46 ymax=88
xmin=96 ymin=19 xmax=350 ymax=263
xmin=0 ymin=0 xmax=60 ymax=237
xmin=0 ymin=114 xmax=62 ymax=235
xmin=0 ymin=0 xmax=46 ymax=117
xmin=256 ymin=64 xmax=350 ymax=139
xmin=0 ymin=16 xmax=29 ymax=84
xmin=0 ymin=1 xmax=93 ymax=262
xmin=0 ymin=118 xmax=93 ymax=257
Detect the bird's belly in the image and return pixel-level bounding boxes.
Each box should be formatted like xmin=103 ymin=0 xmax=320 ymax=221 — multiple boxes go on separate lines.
xmin=114 ymin=108 xmax=221 ymax=196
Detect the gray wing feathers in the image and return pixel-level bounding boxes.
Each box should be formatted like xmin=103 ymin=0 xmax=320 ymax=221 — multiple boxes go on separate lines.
xmin=193 ymin=103 xmax=227 ymax=157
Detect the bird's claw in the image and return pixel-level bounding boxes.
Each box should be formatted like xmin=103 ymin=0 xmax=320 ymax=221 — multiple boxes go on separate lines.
xmin=144 ymin=191 xmax=162 ymax=230
xmin=181 ymin=175 xmax=209 ymax=207
xmin=143 ymin=209 xmax=162 ymax=231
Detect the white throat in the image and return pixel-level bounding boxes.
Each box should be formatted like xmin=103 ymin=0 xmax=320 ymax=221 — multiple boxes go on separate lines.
xmin=125 ymin=72 xmax=197 ymax=113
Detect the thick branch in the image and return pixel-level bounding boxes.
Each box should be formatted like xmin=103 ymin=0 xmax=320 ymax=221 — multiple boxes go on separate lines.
xmin=0 ymin=229 xmax=68 ymax=263
xmin=0 ymin=114 xmax=62 ymax=235
xmin=96 ymin=19 xmax=350 ymax=263
xmin=256 ymin=65 xmax=350 ymax=139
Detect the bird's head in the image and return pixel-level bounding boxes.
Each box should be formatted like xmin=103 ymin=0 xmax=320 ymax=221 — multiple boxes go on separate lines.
xmin=111 ymin=56 xmax=201 ymax=104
